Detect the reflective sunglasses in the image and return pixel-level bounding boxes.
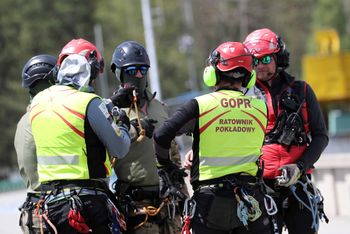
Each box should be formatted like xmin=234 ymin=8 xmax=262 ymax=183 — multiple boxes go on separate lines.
xmin=124 ymin=66 xmax=149 ymax=76
xmin=253 ymin=55 xmax=273 ymax=66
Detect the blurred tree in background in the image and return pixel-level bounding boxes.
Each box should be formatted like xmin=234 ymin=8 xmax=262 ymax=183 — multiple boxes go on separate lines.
xmin=0 ymin=0 xmax=349 ymax=175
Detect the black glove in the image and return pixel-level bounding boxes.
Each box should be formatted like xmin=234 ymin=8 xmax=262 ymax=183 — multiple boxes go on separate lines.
xmin=158 ymin=162 xmax=187 ymax=200
xmin=130 ymin=118 xmax=157 ymax=138
xmin=110 ymin=86 xmax=134 ymax=108
xmin=115 ymin=109 xmax=130 ymax=131
xmin=162 ymin=162 xmax=188 ymax=183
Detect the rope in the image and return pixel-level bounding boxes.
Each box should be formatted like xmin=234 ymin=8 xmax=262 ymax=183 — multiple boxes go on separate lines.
xmin=289 ymin=178 xmax=322 ymax=232
xmin=235 ymin=193 xmax=249 ymax=228
xmin=240 ymin=188 xmax=262 ymax=222
xmin=181 ymin=216 xmax=191 ymax=234
xmin=36 ymin=200 xmax=58 ymax=234
xmin=35 ymin=198 xmax=44 ymax=218
xmin=111 ymin=158 xmax=117 ymax=167
xmin=237 ymin=198 xmax=249 ymax=228
xmin=39 ymin=214 xmax=44 ymax=234
xmin=128 ymin=90 xmax=145 ymax=142
xmin=35 ymin=198 xmax=46 ymax=234
xmin=133 ymin=199 xmax=168 ymax=229
xmin=246 ymin=195 xmax=262 ymax=221
xmin=42 ymin=212 xmax=58 ymax=234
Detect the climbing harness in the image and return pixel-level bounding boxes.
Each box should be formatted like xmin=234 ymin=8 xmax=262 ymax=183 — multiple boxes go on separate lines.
xmin=289 ymin=177 xmax=329 ymax=232
xmin=181 ymin=198 xmax=197 ymax=234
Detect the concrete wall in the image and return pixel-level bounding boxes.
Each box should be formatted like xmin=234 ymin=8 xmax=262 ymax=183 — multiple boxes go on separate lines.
xmin=313 ymin=153 xmax=350 ymax=217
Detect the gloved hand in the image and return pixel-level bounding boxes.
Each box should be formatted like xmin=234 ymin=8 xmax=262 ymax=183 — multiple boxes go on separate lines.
xmin=130 ymin=118 xmax=157 ymax=138
xmin=158 ymin=162 xmax=188 ymax=200
xmin=110 ymin=86 xmax=134 ymax=108
xmin=115 ymin=109 xmax=130 ymax=131
xmin=275 ymin=164 xmax=301 ymax=187
xmin=162 ymin=162 xmax=188 ymax=183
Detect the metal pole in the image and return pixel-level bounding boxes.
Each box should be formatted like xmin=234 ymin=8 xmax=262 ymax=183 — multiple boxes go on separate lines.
xmin=182 ymin=0 xmax=198 ymax=91
xmin=94 ymin=24 xmax=109 ymax=98
xmin=239 ymin=0 xmax=248 ymax=41
xmin=140 ymin=0 xmax=162 ymax=100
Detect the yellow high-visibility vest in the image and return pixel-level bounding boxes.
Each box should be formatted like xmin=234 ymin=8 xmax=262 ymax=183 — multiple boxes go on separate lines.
xmin=195 ymin=90 xmax=267 ymax=181
xmin=30 ymin=85 xmax=111 ymax=182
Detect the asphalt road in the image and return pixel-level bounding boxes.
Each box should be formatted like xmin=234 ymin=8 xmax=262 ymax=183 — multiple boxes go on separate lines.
xmin=0 ymin=189 xmax=348 ymax=234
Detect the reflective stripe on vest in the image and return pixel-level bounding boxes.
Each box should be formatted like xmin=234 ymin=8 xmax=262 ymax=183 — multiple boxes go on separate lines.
xmin=37 ymin=155 xmax=79 ymax=165
xmin=195 ymin=90 xmax=267 ymax=181
xmin=30 ymin=85 xmax=100 ymax=182
xmin=200 ymin=155 xmax=259 ymax=167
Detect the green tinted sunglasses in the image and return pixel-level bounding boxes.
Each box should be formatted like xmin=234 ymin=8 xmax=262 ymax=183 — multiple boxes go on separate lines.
xmin=253 ymin=55 xmax=273 ymax=66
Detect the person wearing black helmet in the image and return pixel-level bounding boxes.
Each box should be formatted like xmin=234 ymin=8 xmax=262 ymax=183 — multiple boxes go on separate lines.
xmin=14 ymin=54 xmax=57 ymax=233
xmin=110 ymin=41 xmax=187 ymax=233
xmin=110 ymin=41 xmax=151 ymax=108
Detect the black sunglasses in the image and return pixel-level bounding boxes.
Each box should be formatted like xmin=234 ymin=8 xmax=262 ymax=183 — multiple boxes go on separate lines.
xmin=124 ymin=66 xmax=149 ymax=76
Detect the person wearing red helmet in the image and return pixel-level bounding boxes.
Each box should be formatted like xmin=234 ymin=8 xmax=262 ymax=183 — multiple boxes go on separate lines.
xmin=29 ymin=38 xmax=131 ymax=234
xmin=57 ymin=38 xmax=105 ymax=89
xmin=154 ymin=42 xmax=272 ymax=233
xmin=244 ymin=28 xmax=329 ymax=234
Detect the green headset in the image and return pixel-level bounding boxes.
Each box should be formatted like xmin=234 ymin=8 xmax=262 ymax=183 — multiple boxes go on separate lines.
xmin=203 ymin=50 xmax=256 ymax=89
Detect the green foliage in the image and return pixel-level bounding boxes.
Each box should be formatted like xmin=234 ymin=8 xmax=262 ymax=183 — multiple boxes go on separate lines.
xmin=312 ymin=0 xmax=346 ymax=33
xmin=0 ymin=0 xmax=100 ymax=173
xmin=308 ymin=0 xmax=348 ymax=52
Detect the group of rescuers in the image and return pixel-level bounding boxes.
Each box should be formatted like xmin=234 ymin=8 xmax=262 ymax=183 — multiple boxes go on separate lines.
xmin=14 ymin=27 xmax=329 ymax=234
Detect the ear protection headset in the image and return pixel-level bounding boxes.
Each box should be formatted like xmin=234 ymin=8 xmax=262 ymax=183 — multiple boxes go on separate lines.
xmin=203 ymin=50 xmax=256 ymax=89
xmin=276 ymin=37 xmax=290 ymax=69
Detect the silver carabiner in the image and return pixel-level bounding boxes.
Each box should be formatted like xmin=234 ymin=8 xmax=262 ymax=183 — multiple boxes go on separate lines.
xmin=183 ymin=198 xmax=197 ymax=218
